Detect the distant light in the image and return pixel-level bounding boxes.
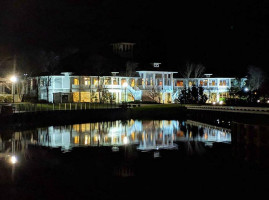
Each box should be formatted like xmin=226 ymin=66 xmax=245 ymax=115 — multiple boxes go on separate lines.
xmin=123 ymin=82 xmax=128 ymax=88
xmin=10 ymin=155 xmax=17 ymax=164
xmin=123 ymin=136 xmax=128 ymax=144
xmin=244 ymin=87 xmax=249 ymax=92
xmin=10 ymin=76 xmax=17 ymax=83
xmin=257 ymin=100 xmax=260 ymax=103
xmin=219 ymin=101 xmax=223 ymax=105
xmin=212 ymin=102 xmax=216 ymax=105
xmin=267 ymin=100 xmax=269 ymax=104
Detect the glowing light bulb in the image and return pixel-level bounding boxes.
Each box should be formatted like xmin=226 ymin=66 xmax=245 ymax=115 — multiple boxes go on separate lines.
xmin=10 ymin=155 xmax=17 ymax=164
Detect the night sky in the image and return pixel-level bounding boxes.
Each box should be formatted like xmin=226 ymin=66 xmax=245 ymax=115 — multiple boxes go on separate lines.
xmin=0 ymin=0 xmax=269 ymax=76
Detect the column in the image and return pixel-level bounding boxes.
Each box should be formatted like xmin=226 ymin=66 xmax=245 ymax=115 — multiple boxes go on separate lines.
xmin=171 ymin=73 xmax=174 ymax=91
xmin=119 ymin=91 xmax=122 ymax=103
xmin=143 ymin=73 xmax=146 ymax=89
xmin=153 ymin=73 xmax=156 ymax=87
xmin=217 ymin=92 xmax=220 ymax=102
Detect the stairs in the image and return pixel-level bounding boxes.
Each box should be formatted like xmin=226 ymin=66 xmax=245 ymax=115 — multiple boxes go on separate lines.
xmin=127 ymin=85 xmax=142 ymax=100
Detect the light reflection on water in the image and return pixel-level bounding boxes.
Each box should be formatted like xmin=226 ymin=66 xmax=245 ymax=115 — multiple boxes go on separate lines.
xmin=36 ymin=120 xmax=231 ymax=151
xmin=0 ymin=120 xmax=231 ymax=154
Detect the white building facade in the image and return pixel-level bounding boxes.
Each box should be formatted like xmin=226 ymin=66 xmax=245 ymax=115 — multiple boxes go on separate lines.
xmin=25 ymin=71 xmax=246 ymax=104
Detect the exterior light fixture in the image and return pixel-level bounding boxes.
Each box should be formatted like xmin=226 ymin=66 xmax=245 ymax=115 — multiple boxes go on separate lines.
xmin=10 ymin=75 xmax=18 ymax=103
xmin=9 ymin=155 xmax=18 ymax=164
xmin=219 ymin=101 xmax=223 ymax=105
xmin=212 ymin=102 xmax=216 ymax=105
xmin=257 ymin=100 xmax=260 ymax=103
xmin=10 ymin=76 xmax=17 ymax=83
xmin=244 ymin=87 xmax=249 ymax=92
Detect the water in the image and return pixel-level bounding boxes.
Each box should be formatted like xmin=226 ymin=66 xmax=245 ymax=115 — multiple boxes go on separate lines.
xmin=1 ymin=120 xmax=268 ymax=199
xmin=1 ymin=120 xmax=231 ymax=153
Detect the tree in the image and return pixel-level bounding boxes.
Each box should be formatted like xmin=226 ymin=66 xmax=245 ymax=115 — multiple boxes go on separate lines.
xmin=181 ymin=62 xmax=194 ymax=79
xmin=38 ymin=51 xmax=60 ymax=102
xmin=181 ymin=62 xmax=206 ymax=78
xmin=147 ymin=86 xmax=161 ymax=103
xmin=126 ymin=61 xmax=138 ymax=77
xmin=191 ymin=85 xmax=198 ymax=103
xmin=194 ymin=64 xmax=205 ymax=78
xmin=247 ymin=66 xmax=265 ymax=91
xmin=100 ymin=89 xmax=115 ymax=103
xmin=198 ymin=86 xmax=207 ymax=104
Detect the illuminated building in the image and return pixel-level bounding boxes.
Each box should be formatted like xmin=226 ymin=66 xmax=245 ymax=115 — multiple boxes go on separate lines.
xmin=24 ymin=68 xmax=246 ymax=103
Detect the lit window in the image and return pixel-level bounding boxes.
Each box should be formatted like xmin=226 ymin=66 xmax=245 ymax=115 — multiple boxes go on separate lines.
xmin=113 ymin=78 xmax=118 ymax=85
xmin=93 ymin=78 xmax=98 ymax=86
xmin=176 ymin=81 xmax=184 ymax=87
xmin=121 ymin=79 xmax=126 ymax=85
xmin=84 ymin=78 xmax=90 ymax=85
xmin=74 ymin=136 xmax=79 ymax=144
xmin=131 ymin=79 xmax=135 ymax=87
xmin=74 ymin=78 xmax=79 ymax=85
xmin=104 ymin=78 xmax=111 ymax=85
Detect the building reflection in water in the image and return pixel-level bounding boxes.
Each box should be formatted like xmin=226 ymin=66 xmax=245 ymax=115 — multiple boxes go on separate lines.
xmin=0 ymin=120 xmax=231 ymax=153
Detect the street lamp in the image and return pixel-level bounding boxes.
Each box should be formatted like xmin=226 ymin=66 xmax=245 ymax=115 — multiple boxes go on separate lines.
xmin=123 ymin=82 xmax=128 ymax=102
xmin=10 ymin=76 xmax=17 ymax=103
xmin=244 ymin=87 xmax=249 ymax=92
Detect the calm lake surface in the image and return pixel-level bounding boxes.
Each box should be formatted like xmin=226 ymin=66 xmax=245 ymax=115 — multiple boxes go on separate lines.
xmin=1 ymin=120 xmax=268 ymax=199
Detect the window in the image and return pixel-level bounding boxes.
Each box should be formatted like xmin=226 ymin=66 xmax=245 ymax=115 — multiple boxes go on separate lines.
xmin=104 ymin=78 xmax=111 ymax=85
xmin=155 ymin=74 xmax=162 ymax=78
xmin=84 ymin=78 xmax=91 ymax=85
xmin=209 ymin=80 xmax=216 ymax=86
xmin=220 ymin=80 xmax=227 ymax=86
xmin=176 ymin=80 xmax=184 ymax=87
xmin=113 ymin=78 xmax=119 ymax=85
xmin=74 ymin=78 xmax=79 ymax=85
xmin=93 ymin=78 xmax=98 ymax=86
xmin=121 ymin=79 xmax=126 ymax=85
xmin=131 ymin=79 xmax=135 ymax=87
xmin=189 ymin=81 xmax=193 ymax=87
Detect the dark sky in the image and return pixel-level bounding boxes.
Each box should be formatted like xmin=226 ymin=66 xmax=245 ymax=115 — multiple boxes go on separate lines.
xmin=0 ymin=0 xmax=269 ymax=76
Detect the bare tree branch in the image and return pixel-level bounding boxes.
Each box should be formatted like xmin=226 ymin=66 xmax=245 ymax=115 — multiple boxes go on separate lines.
xmin=181 ymin=63 xmax=194 ymax=78
xmin=248 ymin=66 xmax=265 ymax=91
xmin=194 ymin=64 xmax=205 ymax=78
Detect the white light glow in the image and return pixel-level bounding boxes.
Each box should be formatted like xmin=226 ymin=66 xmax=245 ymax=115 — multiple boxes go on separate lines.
xmin=257 ymin=100 xmax=260 ymax=103
xmin=219 ymin=101 xmax=223 ymax=105
xmin=123 ymin=136 xmax=128 ymax=144
xmin=244 ymin=87 xmax=249 ymax=92
xmin=212 ymin=102 xmax=216 ymax=105
xmin=10 ymin=76 xmax=18 ymax=83
xmin=10 ymin=155 xmax=17 ymax=164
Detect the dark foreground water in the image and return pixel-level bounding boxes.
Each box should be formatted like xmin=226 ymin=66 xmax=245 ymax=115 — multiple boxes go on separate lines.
xmin=0 ymin=120 xmax=268 ymax=199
